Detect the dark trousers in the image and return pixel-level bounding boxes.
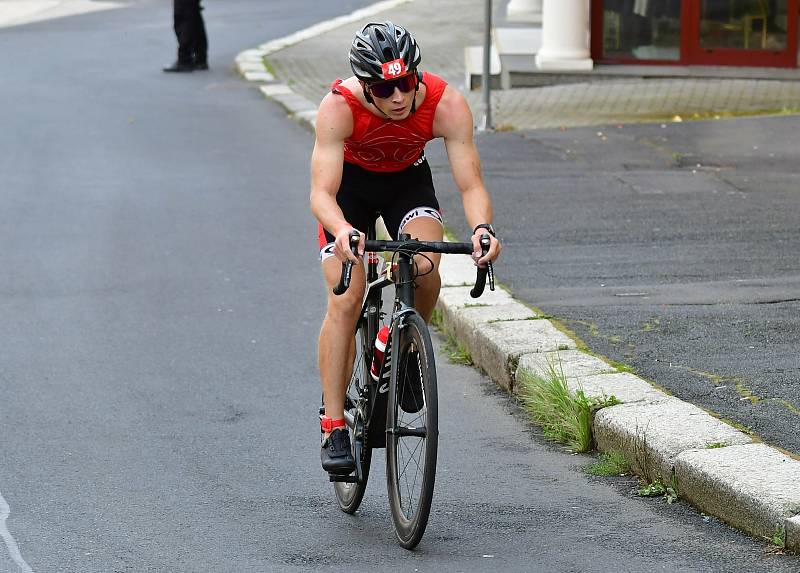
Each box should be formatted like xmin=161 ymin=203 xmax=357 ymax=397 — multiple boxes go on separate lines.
xmin=173 ymin=0 xmax=207 ymax=64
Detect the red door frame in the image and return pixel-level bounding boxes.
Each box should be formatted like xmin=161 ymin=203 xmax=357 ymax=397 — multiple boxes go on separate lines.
xmin=686 ymin=0 xmax=798 ymax=67
xmin=591 ymin=0 xmax=799 ymax=68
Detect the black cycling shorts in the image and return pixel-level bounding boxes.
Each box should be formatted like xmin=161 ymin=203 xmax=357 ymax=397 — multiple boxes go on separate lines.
xmin=317 ymin=154 xmax=443 ymax=260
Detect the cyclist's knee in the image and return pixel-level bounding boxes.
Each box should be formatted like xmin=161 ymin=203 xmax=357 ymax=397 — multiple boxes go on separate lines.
xmin=414 ymin=255 xmax=438 ymax=277
xmin=326 ymin=284 xmax=363 ymax=321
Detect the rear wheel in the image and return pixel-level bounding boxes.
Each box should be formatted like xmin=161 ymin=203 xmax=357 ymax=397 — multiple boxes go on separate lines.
xmin=386 ymin=312 xmax=438 ymax=549
xmin=333 ymin=324 xmax=373 ymax=513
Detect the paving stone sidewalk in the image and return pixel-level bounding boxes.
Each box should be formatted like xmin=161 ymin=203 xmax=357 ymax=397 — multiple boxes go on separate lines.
xmin=235 ymin=0 xmax=800 ymax=555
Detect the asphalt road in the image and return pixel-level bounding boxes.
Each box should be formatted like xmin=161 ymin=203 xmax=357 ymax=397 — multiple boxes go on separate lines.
xmin=1 ymin=1 xmax=799 ymax=571
xmin=436 ymin=116 xmax=800 ymax=456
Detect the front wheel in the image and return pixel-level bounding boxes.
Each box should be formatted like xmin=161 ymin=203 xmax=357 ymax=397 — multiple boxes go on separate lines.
xmin=386 ymin=312 xmax=438 ymax=549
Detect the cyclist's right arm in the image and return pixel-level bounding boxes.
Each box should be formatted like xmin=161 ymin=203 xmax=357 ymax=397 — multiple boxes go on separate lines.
xmin=310 ymin=93 xmax=362 ymax=263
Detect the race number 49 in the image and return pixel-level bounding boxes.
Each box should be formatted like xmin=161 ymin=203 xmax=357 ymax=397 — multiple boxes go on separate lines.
xmin=382 ymin=58 xmax=406 ymax=78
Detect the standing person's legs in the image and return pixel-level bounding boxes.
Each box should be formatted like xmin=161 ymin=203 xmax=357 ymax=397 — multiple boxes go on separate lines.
xmin=193 ymin=0 xmax=208 ymax=66
xmin=173 ymin=0 xmax=195 ymax=64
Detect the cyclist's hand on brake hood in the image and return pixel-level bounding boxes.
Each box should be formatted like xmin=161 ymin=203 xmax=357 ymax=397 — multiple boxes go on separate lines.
xmin=334 ymin=227 xmax=364 ymax=264
xmin=471 ymin=229 xmax=501 ymax=268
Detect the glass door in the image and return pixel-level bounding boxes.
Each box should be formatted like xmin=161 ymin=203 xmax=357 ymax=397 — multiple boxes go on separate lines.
xmin=592 ymin=0 xmax=684 ymax=63
xmin=688 ymin=0 xmax=798 ymax=66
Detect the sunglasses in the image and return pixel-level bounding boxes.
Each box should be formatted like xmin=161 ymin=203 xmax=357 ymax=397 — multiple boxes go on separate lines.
xmin=368 ymin=74 xmax=417 ymax=99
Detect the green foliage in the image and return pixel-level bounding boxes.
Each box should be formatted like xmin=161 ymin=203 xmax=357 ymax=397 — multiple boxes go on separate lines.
xmin=430 ymin=307 xmax=443 ymax=329
xmin=518 ymin=361 xmax=619 ymax=453
xmin=443 ymin=333 xmax=472 ymax=366
xmin=638 ymin=478 xmax=678 ymax=504
xmin=585 ymin=451 xmax=632 ymax=476
xmin=771 ymin=525 xmax=786 ymax=548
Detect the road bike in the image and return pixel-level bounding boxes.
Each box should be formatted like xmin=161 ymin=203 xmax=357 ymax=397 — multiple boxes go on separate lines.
xmin=324 ymin=222 xmax=494 ymax=549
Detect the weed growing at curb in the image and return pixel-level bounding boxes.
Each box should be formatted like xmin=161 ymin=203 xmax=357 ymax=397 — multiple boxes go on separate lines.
xmin=443 ymin=332 xmax=472 ymax=366
xmin=638 ymin=478 xmax=678 ymax=504
xmin=706 ymin=442 xmax=726 ymax=449
xmin=517 ymin=360 xmax=619 ymax=453
xmin=585 ymin=451 xmax=632 ymax=476
xmin=262 ymin=57 xmax=276 ymax=76
xmin=770 ymin=525 xmax=786 ymax=548
xmin=430 ymin=307 xmax=443 ymax=330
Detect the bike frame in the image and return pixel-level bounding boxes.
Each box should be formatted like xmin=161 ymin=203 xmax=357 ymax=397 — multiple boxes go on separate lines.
xmin=345 ymin=226 xmax=419 ymax=482
xmin=335 ymin=222 xmax=492 ymax=485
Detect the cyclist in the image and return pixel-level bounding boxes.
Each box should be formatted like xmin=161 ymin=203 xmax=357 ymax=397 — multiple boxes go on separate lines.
xmin=310 ymin=21 xmax=502 ymax=475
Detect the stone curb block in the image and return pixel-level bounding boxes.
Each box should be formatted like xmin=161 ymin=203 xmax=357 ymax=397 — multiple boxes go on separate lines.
xmin=260 ymin=84 xmax=293 ymax=96
xmin=438 ymin=253 xmax=480 ymax=287
xmin=437 ymin=285 xmax=515 ymax=309
xmin=516 ymin=350 xmax=616 ymax=383
xmin=786 ymin=514 xmax=800 ymax=552
xmin=594 ymin=399 xmax=752 ymax=483
xmin=570 ymin=372 xmax=670 ymax=405
xmin=471 ymin=319 xmax=575 ymax=392
xmin=258 ymin=87 xmax=318 ymax=129
xmin=238 ymin=61 xmax=268 ymax=73
xmin=674 ymin=444 xmax=800 ymax=548
xmin=515 ymin=351 xmax=670 ymax=404
xmin=235 ymin=49 xmax=266 ymax=63
xmin=244 ymin=70 xmax=275 ymax=82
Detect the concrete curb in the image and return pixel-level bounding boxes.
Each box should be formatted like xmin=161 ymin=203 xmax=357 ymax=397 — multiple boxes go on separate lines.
xmin=435 ymin=253 xmax=800 ymax=552
xmin=235 ymin=3 xmax=800 ymax=553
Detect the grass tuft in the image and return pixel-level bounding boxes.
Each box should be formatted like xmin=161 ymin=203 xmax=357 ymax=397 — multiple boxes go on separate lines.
xmin=771 ymin=525 xmax=786 ymax=548
xmin=443 ymin=332 xmax=472 ymax=366
xmin=430 ymin=307 xmax=443 ymax=330
xmin=585 ymin=451 xmax=632 ymax=476
xmin=517 ymin=360 xmax=619 ymax=453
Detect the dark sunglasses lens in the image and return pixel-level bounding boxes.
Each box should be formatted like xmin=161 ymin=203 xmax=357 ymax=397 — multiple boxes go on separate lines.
xmin=396 ymin=75 xmax=416 ymax=92
xmin=370 ymin=75 xmax=415 ymax=98
xmin=370 ymin=82 xmax=395 ymax=98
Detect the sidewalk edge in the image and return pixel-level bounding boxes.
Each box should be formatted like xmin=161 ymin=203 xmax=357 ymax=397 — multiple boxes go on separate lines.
xmin=436 ymin=255 xmax=800 ymax=553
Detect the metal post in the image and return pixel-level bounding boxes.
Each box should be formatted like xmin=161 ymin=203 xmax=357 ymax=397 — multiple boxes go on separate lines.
xmin=480 ymin=0 xmax=492 ymax=131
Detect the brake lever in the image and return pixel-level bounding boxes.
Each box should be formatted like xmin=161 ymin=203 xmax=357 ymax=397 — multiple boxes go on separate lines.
xmin=332 ymin=230 xmax=361 ymax=296
xmin=470 ymin=234 xmax=495 ymax=298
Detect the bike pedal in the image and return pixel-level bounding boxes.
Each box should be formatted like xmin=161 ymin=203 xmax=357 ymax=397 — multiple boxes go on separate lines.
xmin=328 ymin=474 xmax=359 ymax=483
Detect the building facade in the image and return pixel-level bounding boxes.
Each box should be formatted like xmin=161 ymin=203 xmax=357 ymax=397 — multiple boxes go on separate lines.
xmin=591 ymin=0 xmax=798 ymax=68
xmin=518 ymin=0 xmax=799 ymax=70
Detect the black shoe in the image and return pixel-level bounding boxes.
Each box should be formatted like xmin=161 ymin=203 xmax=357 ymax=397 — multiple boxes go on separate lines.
xmin=193 ymin=61 xmax=209 ymax=70
xmin=398 ymin=348 xmax=424 ymax=413
xmin=320 ymin=428 xmax=355 ymax=475
xmin=163 ymin=60 xmax=194 ymax=73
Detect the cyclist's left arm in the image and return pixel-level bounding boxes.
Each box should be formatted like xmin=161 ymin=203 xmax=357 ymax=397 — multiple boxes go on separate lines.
xmin=433 ymin=86 xmax=501 ymax=265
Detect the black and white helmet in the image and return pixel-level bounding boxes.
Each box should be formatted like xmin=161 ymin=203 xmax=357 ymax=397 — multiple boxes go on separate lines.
xmin=349 ymin=21 xmax=421 ymax=83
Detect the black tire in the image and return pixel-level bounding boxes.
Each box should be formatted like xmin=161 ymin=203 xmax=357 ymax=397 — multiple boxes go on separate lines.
xmin=334 ymin=325 xmax=373 ymax=514
xmin=386 ymin=312 xmax=438 ymax=549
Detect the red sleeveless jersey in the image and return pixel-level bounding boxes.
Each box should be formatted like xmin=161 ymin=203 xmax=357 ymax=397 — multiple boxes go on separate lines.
xmin=330 ymin=72 xmax=448 ymax=173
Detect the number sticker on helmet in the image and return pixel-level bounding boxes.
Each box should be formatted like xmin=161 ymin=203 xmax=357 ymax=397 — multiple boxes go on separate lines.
xmin=382 ymin=58 xmax=406 ymax=79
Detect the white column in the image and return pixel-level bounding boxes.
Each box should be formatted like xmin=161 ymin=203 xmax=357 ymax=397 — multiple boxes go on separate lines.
xmin=535 ymin=0 xmax=593 ymax=71
xmin=506 ymin=0 xmax=542 ymax=23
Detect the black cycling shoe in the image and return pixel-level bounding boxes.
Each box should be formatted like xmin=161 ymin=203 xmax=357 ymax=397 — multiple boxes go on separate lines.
xmin=320 ymin=428 xmax=355 ymax=475
xmin=398 ymin=349 xmax=424 ymax=413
